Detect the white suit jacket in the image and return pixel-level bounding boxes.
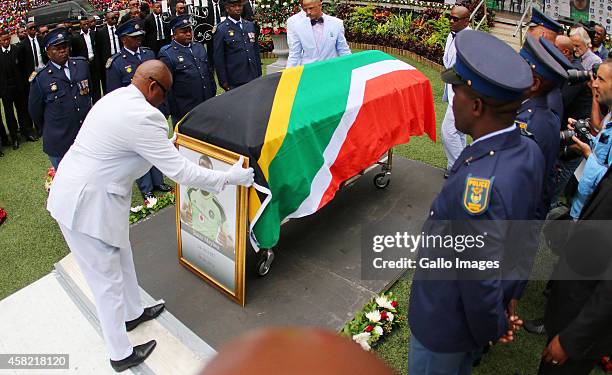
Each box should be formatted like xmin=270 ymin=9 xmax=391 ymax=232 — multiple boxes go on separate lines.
xmin=442 ymin=26 xmax=471 ymax=104
xmin=286 ymin=13 xmax=351 ymax=68
xmin=47 ymin=85 xmax=228 ymax=249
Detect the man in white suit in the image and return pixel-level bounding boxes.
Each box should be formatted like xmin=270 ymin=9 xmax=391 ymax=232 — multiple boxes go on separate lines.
xmin=47 ymin=60 xmax=254 ymax=373
xmin=441 ymin=5 xmax=470 ymax=178
xmin=286 ymin=0 xmax=351 ymax=68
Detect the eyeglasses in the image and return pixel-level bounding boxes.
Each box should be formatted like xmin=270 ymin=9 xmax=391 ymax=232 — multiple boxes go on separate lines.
xmin=149 ymin=76 xmax=168 ymax=95
xmin=449 ymin=15 xmax=468 ymax=22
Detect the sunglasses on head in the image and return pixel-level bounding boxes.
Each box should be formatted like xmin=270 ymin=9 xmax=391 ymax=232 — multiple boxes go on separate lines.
xmin=449 ymin=15 xmax=467 ymax=21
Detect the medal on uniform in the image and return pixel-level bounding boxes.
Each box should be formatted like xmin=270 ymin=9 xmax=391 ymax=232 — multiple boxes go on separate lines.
xmin=50 ymin=82 xmax=58 ymax=92
xmin=229 ymin=30 xmax=234 ymax=37
xmin=126 ymin=65 xmax=132 ymax=74
xmin=78 ymin=79 xmax=89 ymax=95
xmin=178 ymin=55 xmax=184 ymax=63
xmin=463 ymin=175 xmax=493 ymax=215
xmin=248 ymin=32 xmax=255 ymax=43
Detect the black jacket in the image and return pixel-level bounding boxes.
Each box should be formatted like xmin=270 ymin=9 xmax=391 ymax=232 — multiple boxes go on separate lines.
xmin=0 ymin=44 xmax=24 ymax=96
xmin=144 ymin=13 xmax=170 ymax=55
xmin=71 ymin=30 xmax=97 ymax=62
xmin=95 ymin=25 xmax=123 ymax=66
xmin=545 ymin=166 xmax=612 ymax=361
xmin=18 ymin=36 xmax=47 ymax=82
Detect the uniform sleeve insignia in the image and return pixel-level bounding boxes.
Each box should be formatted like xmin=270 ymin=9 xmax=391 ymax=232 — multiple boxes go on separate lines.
xmin=105 ymin=57 xmax=114 ymax=69
xmin=463 ymin=175 xmax=494 ymax=215
xmin=28 ymin=70 xmax=38 ymax=83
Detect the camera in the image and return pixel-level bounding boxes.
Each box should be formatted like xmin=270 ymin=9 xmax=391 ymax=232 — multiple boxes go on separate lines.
xmin=567 ymin=63 xmax=600 ymax=84
xmin=560 ymin=119 xmax=592 ymax=146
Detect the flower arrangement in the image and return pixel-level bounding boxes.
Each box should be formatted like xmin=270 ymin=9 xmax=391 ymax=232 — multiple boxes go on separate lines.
xmin=44 ymin=167 xmax=56 ymax=193
xmin=129 ymin=192 xmax=175 ymax=224
xmin=0 ymin=207 xmax=7 ymax=226
xmin=342 ymin=292 xmax=402 ymax=351
xmin=255 ymin=0 xmax=300 ymax=35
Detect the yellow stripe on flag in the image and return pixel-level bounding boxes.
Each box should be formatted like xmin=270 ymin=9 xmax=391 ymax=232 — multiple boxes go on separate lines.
xmin=258 ymin=66 xmax=303 ymax=180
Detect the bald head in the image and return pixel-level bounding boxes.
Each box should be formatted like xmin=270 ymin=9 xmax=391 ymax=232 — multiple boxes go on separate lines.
xmin=555 ymin=35 xmax=574 ymax=60
xmin=450 ymin=6 xmax=470 ymax=33
xmin=453 ymin=6 xmax=469 ymax=18
xmin=133 ymin=60 xmax=172 ymax=107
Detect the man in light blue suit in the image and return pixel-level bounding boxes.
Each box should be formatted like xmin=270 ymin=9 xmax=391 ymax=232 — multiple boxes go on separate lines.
xmin=286 ymin=0 xmax=351 ymax=68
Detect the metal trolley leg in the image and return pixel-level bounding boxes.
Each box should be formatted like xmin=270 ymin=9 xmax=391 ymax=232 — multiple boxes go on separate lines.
xmin=256 ymin=248 xmax=275 ymax=277
xmin=373 ymin=149 xmax=393 ymax=189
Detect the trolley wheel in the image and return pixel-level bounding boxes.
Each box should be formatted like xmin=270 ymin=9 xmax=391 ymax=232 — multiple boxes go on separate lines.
xmin=256 ymin=249 xmax=275 ymax=277
xmin=374 ymin=172 xmax=391 ymax=189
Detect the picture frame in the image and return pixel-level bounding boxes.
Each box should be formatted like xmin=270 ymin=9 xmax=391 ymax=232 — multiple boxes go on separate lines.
xmin=175 ymin=133 xmax=248 ymax=306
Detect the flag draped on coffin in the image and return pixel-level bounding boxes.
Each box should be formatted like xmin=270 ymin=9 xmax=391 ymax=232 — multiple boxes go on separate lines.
xmin=178 ymin=50 xmax=436 ymax=250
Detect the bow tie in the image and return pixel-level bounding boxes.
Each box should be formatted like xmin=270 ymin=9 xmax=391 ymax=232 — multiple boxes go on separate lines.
xmin=311 ymin=18 xmax=323 ymax=26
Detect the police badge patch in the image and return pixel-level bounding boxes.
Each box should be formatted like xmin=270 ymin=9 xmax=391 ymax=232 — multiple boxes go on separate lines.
xmin=126 ymin=65 xmax=132 ymax=73
xmin=463 ymin=175 xmax=494 ymax=215
xmin=178 ymin=55 xmax=184 ymax=63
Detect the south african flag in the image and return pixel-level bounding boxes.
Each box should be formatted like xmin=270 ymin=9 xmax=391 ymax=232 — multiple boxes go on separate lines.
xmin=179 ymin=50 xmax=436 ymax=250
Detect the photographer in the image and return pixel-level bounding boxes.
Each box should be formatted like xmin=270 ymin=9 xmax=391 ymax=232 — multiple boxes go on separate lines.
xmin=566 ymin=60 xmax=612 ymax=219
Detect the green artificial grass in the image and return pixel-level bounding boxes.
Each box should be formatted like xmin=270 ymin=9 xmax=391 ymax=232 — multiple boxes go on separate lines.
xmin=0 ymin=54 xmax=595 ymax=375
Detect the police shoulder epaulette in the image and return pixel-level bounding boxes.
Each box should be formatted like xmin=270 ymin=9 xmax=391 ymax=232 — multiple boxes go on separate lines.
xmin=159 ymin=44 xmax=172 ymax=53
xmin=141 ymin=46 xmax=152 ymax=51
xmin=71 ymin=56 xmax=87 ymax=61
xmin=515 ymin=120 xmax=534 ymax=139
xmin=28 ymin=66 xmax=45 ymax=82
xmin=106 ymin=53 xmax=120 ymax=69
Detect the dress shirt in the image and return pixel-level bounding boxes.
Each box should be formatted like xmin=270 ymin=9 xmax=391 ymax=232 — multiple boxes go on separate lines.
xmin=155 ymin=14 xmax=165 ymax=40
xmin=29 ymin=35 xmax=44 ymax=69
xmin=51 ymin=61 xmax=71 ymax=80
xmin=81 ymin=30 xmax=95 ymax=60
xmin=108 ymin=26 xmax=120 ymax=54
xmin=228 ymin=16 xmax=243 ymax=29
xmin=312 ymin=20 xmax=324 ymax=50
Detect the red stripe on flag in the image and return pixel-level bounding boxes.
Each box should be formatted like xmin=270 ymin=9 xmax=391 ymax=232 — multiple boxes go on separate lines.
xmin=317 ymin=69 xmax=436 ymax=210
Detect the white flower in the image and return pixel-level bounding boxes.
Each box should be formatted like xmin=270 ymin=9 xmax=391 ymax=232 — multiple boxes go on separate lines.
xmin=44 ymin=180 xmax=52 ymax=192
xmin=145 ymin=197 xmax=158 ymax=209
xmin=282 ymin=1 xmax=287 ymax=5
xmin=130 ymin=205 xmax=143 ymax=213
xmin=374 ymin=325 xmax=384 ymax=336
xmin=387 ymin=311 xmax=394 ymax=322
xmin=375 ymin=295 xmax=394 ymax=310
xmin=365 ymin=310 xmax=381 ymax=323
xmin=352 ymin=332 xmax=371 ymax=351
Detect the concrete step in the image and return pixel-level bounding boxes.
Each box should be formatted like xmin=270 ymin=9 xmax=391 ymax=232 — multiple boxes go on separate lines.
xmin=54 ymin=253 xmax=216 ymax=374
xmin=491 ymin=21 xmax=525 ymax=51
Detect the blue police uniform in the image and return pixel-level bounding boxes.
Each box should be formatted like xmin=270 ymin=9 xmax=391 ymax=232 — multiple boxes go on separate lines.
xmin=408 ymin=30 xmax=545 ymax=374
xmin=28 ymin=28 xmax=92 ymax=169
xmin=517 ymin=34 xmax=568 ymax=219
xmin=105 ymin=18 xmax=164 ymax=196
xmin=159 ymin=15 xmax=217 ymax=124
xmin=213 ymin=16 xmax=262 ymax=89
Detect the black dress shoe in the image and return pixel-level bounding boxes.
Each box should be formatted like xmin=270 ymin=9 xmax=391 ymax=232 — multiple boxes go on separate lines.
xmin=110 ymin=340 xmax=157 ymax=373
xmin=154 ymin=183 xmax=172 ymax=192
xmin=523 ymin=318 xmax=546 ymax=335
xmin=125 ymin=303 xmax=165 ymax=332
xmin=25 ymin=134 xmax=38 ymax=142
xmin=12 ymin=140 xmax=19 ymax=150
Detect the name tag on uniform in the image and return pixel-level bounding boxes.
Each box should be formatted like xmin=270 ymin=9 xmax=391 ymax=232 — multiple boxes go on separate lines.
xmin=248 ymin=32 xmax=255 ymax=43
xmin=78 ymin=80 xmax=89 ymax=96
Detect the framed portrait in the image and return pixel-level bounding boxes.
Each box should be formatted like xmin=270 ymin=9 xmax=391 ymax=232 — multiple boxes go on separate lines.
xmin=175 ymin=133 xmax=248 ymax=306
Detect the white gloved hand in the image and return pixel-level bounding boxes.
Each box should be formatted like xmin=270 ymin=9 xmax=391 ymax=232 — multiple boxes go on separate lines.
xmin=226 ymin=156 xmax=254 ymax=187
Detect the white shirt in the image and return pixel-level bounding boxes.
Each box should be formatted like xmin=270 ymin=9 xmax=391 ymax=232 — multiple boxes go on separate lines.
xmin=47 ymin=84 xmax=228 ymax=248
xmin=312 ymin=20 xmax=324 ymax=50
xmin=442 ymin=26 xmax=471 ymax=104
xmin=471 ymin=124 xmax=516 ymax=146
xmin=228 ymin=16 xmax=243 ymax=29
xmin=2 ymin=45 xmax=10 ymax=53
xmin=154 ymin=14 xmax=165 ymax=40
xmin=81 ymin=30 xmax=94 ymax=60
xmin=107 ymin=25 xmax=120 ymax=54
xmin=28 ymin=35 xmax=44 ymax=69
xmin=51 ymin=61 xmax=71 ymax=80
xmin=211 ymin=0 xmax=222 ymax=25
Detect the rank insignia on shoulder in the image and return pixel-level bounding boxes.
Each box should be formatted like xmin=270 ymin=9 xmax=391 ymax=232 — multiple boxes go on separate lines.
xmin=105 ymin=57 xmax=113 ymax=69
xmin=463 ymin=175 xmax=494 ymax=215
xmin=28 ymin=70 xmax=38 ymax=82
xmin=515 ymin=121 xmax=528 ymax=130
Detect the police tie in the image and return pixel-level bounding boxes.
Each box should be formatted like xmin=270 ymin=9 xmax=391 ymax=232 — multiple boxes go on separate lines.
xmin=237 ymin=20 xmax=243 ymax=30
xmin=136 ymin=51 xmax=142 ymax=61
xmin=62 ymin=64 xmax=71 ymax=81
xmin=311 ymin=18 xmax=324 ymax=26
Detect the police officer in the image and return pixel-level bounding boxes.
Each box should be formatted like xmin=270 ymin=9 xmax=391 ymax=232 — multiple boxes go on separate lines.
xmin=106 ymin=18 xmax=172 ymax=199
xmin=28 ymin=28 xmax=92 ymax=169
xmin=213 ymin=0 xmax=262 ymax=91
xmin=106 ymin=18 xmax=156 ymax=92
xmin=159 ymin=15 xmax=216 ymax=125
xmin=408 ymin=30 xmax=545 ymax=375
xmin=517 ymin=34 xmax=568 ymax=219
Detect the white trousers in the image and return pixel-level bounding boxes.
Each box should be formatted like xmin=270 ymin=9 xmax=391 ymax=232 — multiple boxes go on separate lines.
xmin=441 ymin=105 xmax=467 ymax=171
xmin=59 ymin=223 xmax=144 ymax=361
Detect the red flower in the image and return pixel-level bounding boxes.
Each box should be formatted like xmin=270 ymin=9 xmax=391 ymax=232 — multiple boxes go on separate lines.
xmin=143 ymin=199 xmax=149 ymax=207
xmin=0 ymin=208 xmax=7 ymax=226
xmin=47 ymin=167 xmax=56 ymax=178
xmin=380 ymin=311 xmax=388 ymax=320
xmin=261 ymin=27 xmax=271 ymax=35
xmin=364 ymin=325 xmax=373 ymax=332
xmin=391 ymin=301 xmax=398 ymax=308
